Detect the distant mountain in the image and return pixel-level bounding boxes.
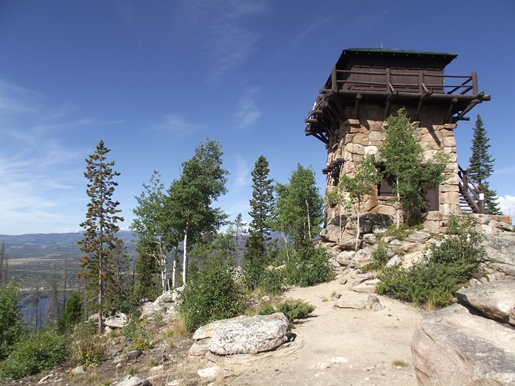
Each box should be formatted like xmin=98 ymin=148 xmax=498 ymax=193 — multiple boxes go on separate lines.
xmin=0 ymin=230 xmax=137 ymax=259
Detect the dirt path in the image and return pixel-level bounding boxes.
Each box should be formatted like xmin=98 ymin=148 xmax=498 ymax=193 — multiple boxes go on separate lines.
xmin=227 ymin=272 xmax=424 ymax=386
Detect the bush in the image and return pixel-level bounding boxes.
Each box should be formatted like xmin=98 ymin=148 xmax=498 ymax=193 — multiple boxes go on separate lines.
xmin=377 ymin=215 xmax=483 ymax=307
xmin=284 ymin=245 xmax=333 ymax=287
xmin=122 ymin=316 xmax=153 ymax=351
xmin=258 ymin=267 xmax=284 ymax=294
xmin=0 ymin=329 xmax=70 ymax=380
xmin=179 ymin=256 xmax=245 ymax=332
xmin=276 ymin=299 xmax=315 ymax=323
xmin=259 ymin=299 xmax=315 ymax=323
xmin=71 ymin=322 xmax=107 ymax=368
xmin=362 ymin=243 xmax=389 ymax=272
xmin=0 ymin=280 xmax=24 ymax=359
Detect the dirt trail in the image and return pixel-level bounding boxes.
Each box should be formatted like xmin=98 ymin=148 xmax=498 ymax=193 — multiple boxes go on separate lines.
xmin=227 ymin=272 xmax=424 ymax=386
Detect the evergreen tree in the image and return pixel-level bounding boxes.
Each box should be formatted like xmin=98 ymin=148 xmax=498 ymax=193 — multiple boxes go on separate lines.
xmin=244 ymin=155 xmax=274 ymax=289
xmin=166 ymin=139 xmax=229 ymax=286
xmin=60 ymin=292 xmax=84 ymax=333
xmin=131 ymin=171 xmax=177 ymax=297
xmin=78 ymin=140 xmax=124 ymax=333
xmin=380 ymin=108 xmax=447 ymax=227
xmin=274 ymin=164 xmax=324 ymax=251
xmin=467 ymin=115 xmax=501 ymax=215
xmin=0 ymin=280 xmax=23 ymax=359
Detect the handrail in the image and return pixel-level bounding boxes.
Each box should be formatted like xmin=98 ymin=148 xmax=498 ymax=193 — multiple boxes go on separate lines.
xmin=326 ymin=68 xmax=478 ymax=96
xmin=458 ymin=165 xmax=484 ymax=214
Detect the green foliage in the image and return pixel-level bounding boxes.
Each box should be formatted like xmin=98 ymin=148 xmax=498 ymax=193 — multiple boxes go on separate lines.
xmin=362 ymin=243 xmax=389 ymax=272
xmin=257 ymin=267 xmax=284 ymax=294
xmin=178 ymin=255 xmax=244 ymax=332
xmin=259 ymin=299 xmax=315 ymax=323
xmin=283 ymin=245 xmax=333 ymax=287
xmin=274 ymin=164 xmax=324 ymax=249
xmin=380 ymin=108 xmax=447 ymax=226
xmin=122 ymin=317 xmax=153 ymax=351
xmin=72 ymin=322 xmax=107 ymax=368
xmin=245 ymin=156 xmax=275 ymax=290
xmin=78 ymin=140 xmax=124 ymax=333
xmin=276 ymin=299 xmax=315 ymax=323
xmin=166 ymin=139 xmax=229 ymax=286
xmin=60 ymin=292 xmax=84 ymax=333
xmin=377 ymin=216 xmax=484 ymax=307
xmin=132 ymin=171 xmax=175 ymax=297
xmin=338 ymin=156 xmax=381 ymax=250
xmin=0 ymin=328 xmax=70 ymax=380
xmin=0 ymin=280 xmax=24 ymax=359
xmin=467 ymin=115 xmax=501 ymax=215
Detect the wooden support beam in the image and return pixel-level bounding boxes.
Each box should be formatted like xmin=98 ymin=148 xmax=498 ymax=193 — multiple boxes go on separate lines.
xmin=414 ymin=89 xmax=432 ymax=121
xmin=445 ymin=97 xmax=458 ymax=123
xmin=452 ymin=99 xmax=481 ymax=123
xmin=354 ymin=93 xmax=362 ymax=120
xmin=384 ymin=85 xmax=397 ymax=120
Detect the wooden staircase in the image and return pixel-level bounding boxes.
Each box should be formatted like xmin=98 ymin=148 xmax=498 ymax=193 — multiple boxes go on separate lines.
xmin=458 ymin=165 xmax=484 ymax=214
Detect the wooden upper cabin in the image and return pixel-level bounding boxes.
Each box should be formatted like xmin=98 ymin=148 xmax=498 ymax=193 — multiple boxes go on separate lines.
xmin=305 ymin=48 xmax=491 ymax=144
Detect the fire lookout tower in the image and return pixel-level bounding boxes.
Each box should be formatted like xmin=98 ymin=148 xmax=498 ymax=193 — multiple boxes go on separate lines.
xmin=304 ymin=48 xmax=490 ymax=228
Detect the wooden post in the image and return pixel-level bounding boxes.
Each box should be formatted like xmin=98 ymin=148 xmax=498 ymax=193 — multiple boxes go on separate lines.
xmin=472 ymin=72 xmax=478 ymax=95
xmin=331 ymin=66 xmax=338 ymax=93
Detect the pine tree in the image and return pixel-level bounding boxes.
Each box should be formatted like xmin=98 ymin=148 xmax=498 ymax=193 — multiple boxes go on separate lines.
xmin=467 ymin=115 xmax=501 ymax=215
xmin=166 ymin=139 xmax=229 ymax=286
xmin=0 ymin=280 xmax=23 ymax=359
xmin=274 ymin=164 xmax=324 ymax=251
xmin=244 ymin=155 xmax=274 ymax=289
xmin=78 ymin=140 xmax=124 ymax=333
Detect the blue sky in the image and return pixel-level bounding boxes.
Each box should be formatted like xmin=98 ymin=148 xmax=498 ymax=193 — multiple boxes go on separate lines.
xmin=1 ymin=0 xmax=514 ymax=235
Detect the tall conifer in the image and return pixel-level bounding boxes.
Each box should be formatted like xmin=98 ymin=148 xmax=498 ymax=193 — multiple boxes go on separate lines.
xmin=467 ymin=115 xmax=501 ymax=215
xmin=78 ymin=140 xmax=124 ymax=333
xmin=244 ymin=155 xmax=274 ymax=289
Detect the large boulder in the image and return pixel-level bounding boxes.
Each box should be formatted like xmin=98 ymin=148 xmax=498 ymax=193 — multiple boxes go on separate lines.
xmin=190 ymin=313 xmax=291 ymax=357
xmin=412 ymin=281 xmax=515 ymax=385
xmin=456 ymin=280 xmax=515 ymax=326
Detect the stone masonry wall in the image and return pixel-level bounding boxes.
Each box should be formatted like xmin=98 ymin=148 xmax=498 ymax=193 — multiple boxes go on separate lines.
xmin=324 ymin=103 xmax=461 ymax=233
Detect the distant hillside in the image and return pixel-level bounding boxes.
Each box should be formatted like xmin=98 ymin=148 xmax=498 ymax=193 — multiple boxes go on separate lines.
xmin=0 ymin=231 xmax=137 ymax=259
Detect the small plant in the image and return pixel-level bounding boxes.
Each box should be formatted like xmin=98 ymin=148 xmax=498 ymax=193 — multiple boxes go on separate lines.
xmin=362 ymin=243 xmax=389 ymax=272
xmin=392 ymin=359 xmax=408 ymax=367
xmin=72 ymin=321 xmax=107 ymax=368
xmin=275 ymin=299 xmax=315 ymax=323
xmin=128 ymin=366 xmax=138 ymax=376
xmin=377 ymin=215 xmax=484 ymax=308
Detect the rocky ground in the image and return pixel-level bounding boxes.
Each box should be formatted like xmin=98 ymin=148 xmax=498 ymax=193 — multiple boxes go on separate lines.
xmin=5 ymin=267 xmax=426 ymax=386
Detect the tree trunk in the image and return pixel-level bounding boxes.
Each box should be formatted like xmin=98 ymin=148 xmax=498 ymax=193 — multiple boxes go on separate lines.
xmin=305 ymin=198 xmax=312 ymax=240
xmin=355 ymin=206 xmax=361 ymax=252
xmin=396 ymin=176 xmax=401 ymax=228
xmin=182 ymin=230 xmax=188 ymax=286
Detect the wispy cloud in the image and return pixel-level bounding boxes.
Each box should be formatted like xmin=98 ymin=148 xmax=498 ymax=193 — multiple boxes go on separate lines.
xmin=154 ymin=114 xmax=207 ymax=136
xmin=233 ymin=87 xmax=262 ymax=128
xmin=231 ymin=154 xmax=251 ymax=190
xmin=0 ymin=80 xmax=88 ymax=234
xmin=182 ymin=0 xmax=269 ymax=81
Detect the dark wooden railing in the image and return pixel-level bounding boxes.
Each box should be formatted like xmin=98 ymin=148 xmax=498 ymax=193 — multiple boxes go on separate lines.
xmin=458 ymin=165 xmax=485 ymax=214
xmin=324 ymin=67 xmax=478 ymax=96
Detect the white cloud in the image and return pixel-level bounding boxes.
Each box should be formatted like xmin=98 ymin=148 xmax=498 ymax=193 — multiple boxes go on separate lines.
xmin=497 ymin=195 xmax=515 ymax=219
xmin=182 ymin=0 xmax=268 ymax=81
xmin=231 ymin=154 xmax=251 ymax=190
xmin=233 ymin=87 xmax=262 ymax=128
xmin=155 ymin=114 xmax=206 ymax=135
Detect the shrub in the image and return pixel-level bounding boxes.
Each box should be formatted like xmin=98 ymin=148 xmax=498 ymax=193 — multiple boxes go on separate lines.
xmin=284 ymin=245 xmax=333 ymax=287
xmin=362 ymin=243 xmax=389 ymax=272
xmin=377 ymin=215 xmax=483 ymax=307
xmin=258 ymin=299 xmax=315 ymax=324
xmin=0 ymin=280 xmax=24 ymax=359
xmin=276 ymin=299 xmax=315 ymax=323
xmin=71 ymin=321 xmax=107 ymax=368
xmin=179 ymin=256 xmax=245 ymax=332
xmin=122 ymin=316 xmax=153 ymax=351
xmin=0 ymin=328 xmax=70 ymax=380
xmin=258 ymin=267 xmax=284 ymax=294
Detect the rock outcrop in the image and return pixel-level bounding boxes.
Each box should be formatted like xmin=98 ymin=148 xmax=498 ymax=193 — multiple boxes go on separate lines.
xmin=412 ymin=280 xmax=515 ymax=385
xmin=189 ymin=313 xmax=291 ymax=358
